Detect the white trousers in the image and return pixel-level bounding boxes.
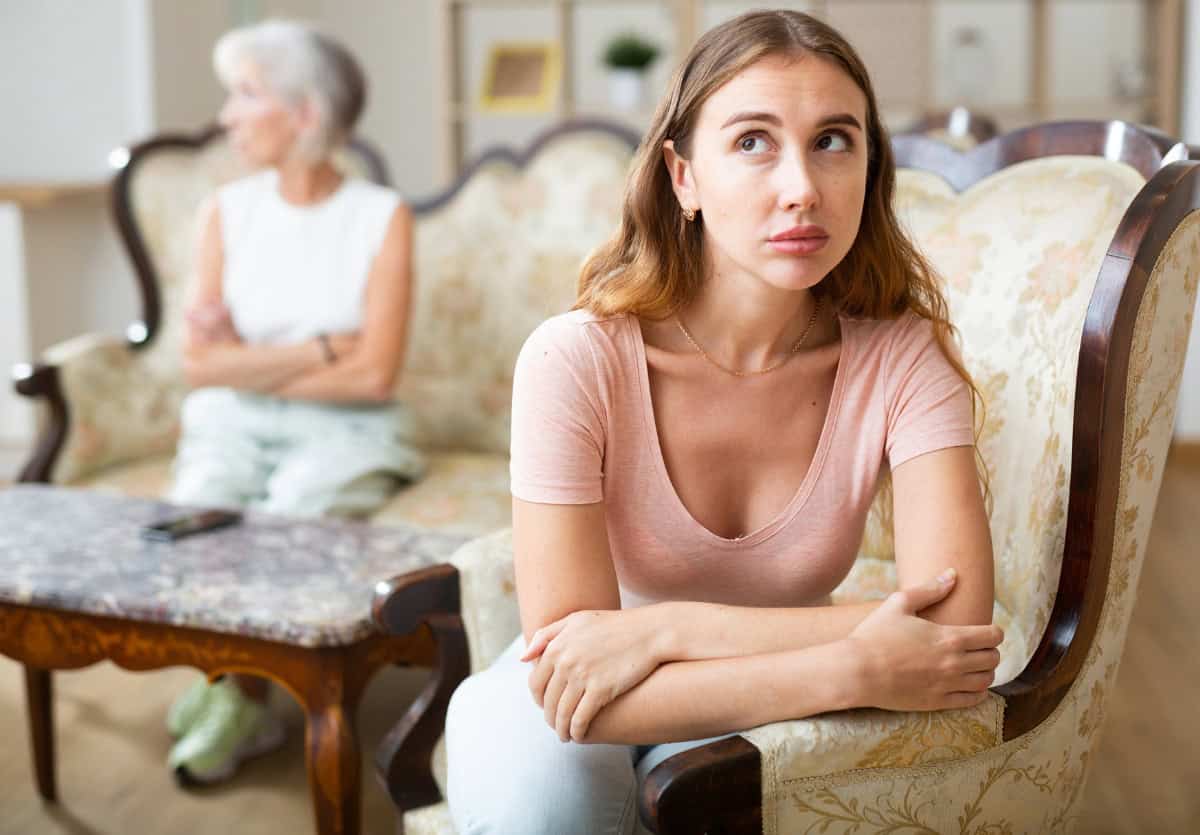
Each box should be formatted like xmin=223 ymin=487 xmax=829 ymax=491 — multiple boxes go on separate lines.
xmin=445 ymin=636 xmax=732 ymax=835
xmin=169 ymin=387 xmax=426 ymax=518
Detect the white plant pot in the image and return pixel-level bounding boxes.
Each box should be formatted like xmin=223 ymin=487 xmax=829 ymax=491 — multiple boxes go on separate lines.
xmin=607 ymin=68 xmax=645 ymax=113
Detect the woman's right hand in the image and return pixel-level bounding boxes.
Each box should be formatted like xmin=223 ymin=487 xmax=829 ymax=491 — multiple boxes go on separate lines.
xmin=845 ymin=569 xmax=1004 ymax=712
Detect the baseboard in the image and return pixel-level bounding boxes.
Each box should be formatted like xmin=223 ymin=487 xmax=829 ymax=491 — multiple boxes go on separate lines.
xmin=1168 ymin=440 xmax=1200 ymax=471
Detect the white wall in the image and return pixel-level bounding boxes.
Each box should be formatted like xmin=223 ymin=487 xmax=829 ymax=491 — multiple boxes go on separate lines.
xmin=1177 ymin=0 xmax=1200 ymax=439
xmin=0 ymin=0 xmax=152 ymax=182
xmin=0 ymin=206 xmax=33 ymax=447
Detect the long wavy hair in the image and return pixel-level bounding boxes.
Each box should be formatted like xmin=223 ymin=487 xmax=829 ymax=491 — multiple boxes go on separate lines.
xmin=575 ymin=9 xmax=989 ymax=498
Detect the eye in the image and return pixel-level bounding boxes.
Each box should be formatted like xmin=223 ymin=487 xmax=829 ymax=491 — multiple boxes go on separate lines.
xmin=815 ymin=131 xmax=853 ymax=152
xmin=737 ymin=133 xmax=771 ymax=155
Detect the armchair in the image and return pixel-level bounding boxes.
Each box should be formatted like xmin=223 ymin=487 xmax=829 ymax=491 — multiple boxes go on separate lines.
xmin=373 ymin=120 xmax=1200 ymax=834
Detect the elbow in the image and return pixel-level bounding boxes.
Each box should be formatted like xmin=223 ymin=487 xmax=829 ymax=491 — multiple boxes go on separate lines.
xmin=357 ymin=365 xmax=398 ymax=403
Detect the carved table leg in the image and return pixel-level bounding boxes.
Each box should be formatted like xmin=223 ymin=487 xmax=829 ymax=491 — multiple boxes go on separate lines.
xmin=24 ymin=665 xmax=56 ymax=802
xmin=303 ymin=670 xmax=362 ymax=835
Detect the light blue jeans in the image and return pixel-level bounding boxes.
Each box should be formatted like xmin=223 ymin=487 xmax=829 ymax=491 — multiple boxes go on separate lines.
xmin=446 ymin=636 xmax=733 ymax=835
xmin=169 ymin=387 xmax=425 ymax=517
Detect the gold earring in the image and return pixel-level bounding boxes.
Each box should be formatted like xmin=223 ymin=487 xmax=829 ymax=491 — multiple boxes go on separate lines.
xmin=683 ymin=207 xmax=696 ymax=222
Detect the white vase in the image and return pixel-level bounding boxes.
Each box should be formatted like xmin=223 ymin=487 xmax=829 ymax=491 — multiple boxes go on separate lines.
xmin=607 ymin=68 xmax=644 ymax=113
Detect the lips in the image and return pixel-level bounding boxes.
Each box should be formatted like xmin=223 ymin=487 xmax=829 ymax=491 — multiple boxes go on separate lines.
xmin=769 ymin=225 xmax=829 ymax=255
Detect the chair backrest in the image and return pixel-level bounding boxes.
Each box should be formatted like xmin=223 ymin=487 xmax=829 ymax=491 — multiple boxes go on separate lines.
xmin=838 ymin=121 xmax=1200 ymax=739
xmin=397 ymin=122 xmax=639 ymax=454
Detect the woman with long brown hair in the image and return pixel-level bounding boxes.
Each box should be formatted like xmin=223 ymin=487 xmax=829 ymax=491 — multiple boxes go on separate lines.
xmin=446 ymin=10 xmax=1002 ymax=832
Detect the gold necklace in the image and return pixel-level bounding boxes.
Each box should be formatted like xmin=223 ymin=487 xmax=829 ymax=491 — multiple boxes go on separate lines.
xmin=676 ymin=297 xmax=822 ymax=377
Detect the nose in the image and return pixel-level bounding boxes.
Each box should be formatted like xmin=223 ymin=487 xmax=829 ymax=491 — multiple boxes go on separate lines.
xmin=775 ymin=151 xmax=820 ymax=213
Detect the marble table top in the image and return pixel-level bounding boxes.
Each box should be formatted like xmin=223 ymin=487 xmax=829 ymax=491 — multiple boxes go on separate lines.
xmin=0 ymin=485 xmax=470 ymax=647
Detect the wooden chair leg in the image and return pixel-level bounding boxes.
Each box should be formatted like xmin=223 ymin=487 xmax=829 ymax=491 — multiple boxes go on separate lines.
xmin=375 ymin=614 xmax=469 ymax=813
xmin=24 ymin=664 xmax=57 ymax=802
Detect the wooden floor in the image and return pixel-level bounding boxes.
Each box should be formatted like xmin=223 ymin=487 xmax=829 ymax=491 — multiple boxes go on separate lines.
xmin=1 ymin=454 xmax=1198 ymax=834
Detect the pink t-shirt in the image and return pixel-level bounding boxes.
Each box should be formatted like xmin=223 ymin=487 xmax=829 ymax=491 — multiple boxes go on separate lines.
xmin=510 ymin=309 xmax=974 ymax=609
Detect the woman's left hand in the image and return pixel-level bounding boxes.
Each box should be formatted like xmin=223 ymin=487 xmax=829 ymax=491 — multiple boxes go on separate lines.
xmin=522 ymin=607 xmax=667 ymax=742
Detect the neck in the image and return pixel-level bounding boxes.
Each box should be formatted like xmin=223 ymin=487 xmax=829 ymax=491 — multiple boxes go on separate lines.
xmin=274 ymin=158 xmax=342 ymax=205
xmin=679 ymin=259 xmax=821 ymax=373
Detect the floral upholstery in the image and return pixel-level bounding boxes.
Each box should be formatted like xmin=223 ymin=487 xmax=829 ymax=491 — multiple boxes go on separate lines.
xmin=396 ymin=133 xmax=633 ymax=454
xmin=859 ymin=158 xmax=1147 ymax=675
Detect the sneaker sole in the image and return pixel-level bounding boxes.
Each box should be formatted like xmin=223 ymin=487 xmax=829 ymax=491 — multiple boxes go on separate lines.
xmin=173 ymin=717 xmax=287 ymax=787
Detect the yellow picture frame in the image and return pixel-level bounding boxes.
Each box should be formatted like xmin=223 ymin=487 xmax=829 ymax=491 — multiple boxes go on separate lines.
xmin=479 ymin=42 xmax=562 ymax=113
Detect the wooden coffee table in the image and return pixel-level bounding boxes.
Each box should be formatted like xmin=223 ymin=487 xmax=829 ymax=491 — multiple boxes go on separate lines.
xmin=0 ymin=485 xmax=468 ymax=835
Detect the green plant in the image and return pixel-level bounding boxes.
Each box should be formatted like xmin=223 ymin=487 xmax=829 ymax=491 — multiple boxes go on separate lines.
xmin=602 ymin=32 xmax=660 ymax=71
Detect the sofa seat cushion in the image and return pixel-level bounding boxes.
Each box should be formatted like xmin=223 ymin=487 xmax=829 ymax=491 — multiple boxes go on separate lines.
xmin=368 ymin=451 xmax=510 ymax=537
xmin=71 ymin=450 xmax=513 ymax=539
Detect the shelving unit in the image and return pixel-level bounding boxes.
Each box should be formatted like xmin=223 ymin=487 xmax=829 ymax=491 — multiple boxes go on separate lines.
xmin=435 ymin=0 xmax=1183 ymax=179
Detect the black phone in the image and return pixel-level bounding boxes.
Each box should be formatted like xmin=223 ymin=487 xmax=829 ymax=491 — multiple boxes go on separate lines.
xmin=140 ymin=509 xmax=243 ymax=542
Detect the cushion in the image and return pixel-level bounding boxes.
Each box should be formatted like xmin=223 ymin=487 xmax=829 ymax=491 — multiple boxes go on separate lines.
xmin=74 ymin=450 xmax=513 ymax=539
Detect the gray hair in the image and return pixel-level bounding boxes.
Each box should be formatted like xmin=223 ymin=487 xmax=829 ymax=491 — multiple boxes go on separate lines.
xmin=214 ymin=20 xmax=366 ymax=159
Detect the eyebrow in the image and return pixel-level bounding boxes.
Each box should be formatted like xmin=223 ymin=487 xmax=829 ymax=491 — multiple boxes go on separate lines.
xmin=720 ymin=111 xmax=864 ymax=132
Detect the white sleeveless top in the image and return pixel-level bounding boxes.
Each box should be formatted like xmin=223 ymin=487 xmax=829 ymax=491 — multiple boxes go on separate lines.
xmin=217 ymin=170 xmax=400 ymax=345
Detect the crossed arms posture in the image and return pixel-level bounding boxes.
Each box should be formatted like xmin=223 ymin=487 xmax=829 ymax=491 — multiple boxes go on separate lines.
xmin=181 ymin=196 xmax=414 ymax=404
xmin=516 ymin=444 xmax=1002 ymax=745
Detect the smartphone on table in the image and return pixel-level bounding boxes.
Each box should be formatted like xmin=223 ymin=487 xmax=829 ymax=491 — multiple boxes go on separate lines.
xmin=140 ymin=509 xmax=243 ymax=542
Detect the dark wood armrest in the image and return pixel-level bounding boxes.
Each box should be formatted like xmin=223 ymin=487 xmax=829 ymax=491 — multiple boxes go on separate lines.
xmin=11 ymin=363 xmax=66 ymax=484
xmin=371 ymin=562 xmax=470 ymax=814
xmin=639 ymin=735 xmax=762 ymax=835
xmin=372 ymin=563 xmax=461 ymax=636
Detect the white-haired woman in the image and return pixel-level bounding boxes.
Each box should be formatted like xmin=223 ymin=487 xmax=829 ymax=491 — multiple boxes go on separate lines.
xmin=163 ymin=20 xmax=424 ymax=784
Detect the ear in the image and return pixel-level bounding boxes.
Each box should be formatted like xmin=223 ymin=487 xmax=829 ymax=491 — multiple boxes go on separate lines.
xmin=662 ymin=139 xmax=698 ymax=215
xmin=294 ymin=94 xmax=322 ymax=136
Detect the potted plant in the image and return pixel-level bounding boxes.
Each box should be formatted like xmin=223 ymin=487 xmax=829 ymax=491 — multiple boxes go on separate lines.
xmin=602 ymin=32 xmax=660 ymax=112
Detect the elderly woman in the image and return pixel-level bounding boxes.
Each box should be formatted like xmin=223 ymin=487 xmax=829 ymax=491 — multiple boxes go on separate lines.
xmin=163 ymin=20 xmax=424 ymax=784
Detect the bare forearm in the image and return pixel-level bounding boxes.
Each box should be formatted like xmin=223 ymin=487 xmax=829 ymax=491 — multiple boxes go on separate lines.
xmin=271 ymin=353 xmax=395 ymax=404
xmin=582 ymin=640 xmax=861 ymax=745
xmin=184 ymin=340 xmax=321 ymax=392
xmin=652 ymin=599 xmax=881 ymax=663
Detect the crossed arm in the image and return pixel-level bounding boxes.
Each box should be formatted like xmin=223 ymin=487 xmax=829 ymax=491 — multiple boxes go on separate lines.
xmin=181 ymin=195 xmax=414 ymax=403
xmin=514 ymin=444 xmax=1001 ymax=745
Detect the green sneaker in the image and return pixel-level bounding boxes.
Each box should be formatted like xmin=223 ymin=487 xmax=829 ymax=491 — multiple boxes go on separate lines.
xmin=167 ymin=679 xmax=286 ymax=785
xmin=166 ymin=677 xmax=214 ymax=738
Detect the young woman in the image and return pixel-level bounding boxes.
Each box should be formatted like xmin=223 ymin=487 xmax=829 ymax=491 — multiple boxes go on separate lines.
xmin=163 ymin=20 xmax=424 ymax=784
xmin=446 ymin=10 xmax=1003 ymax=834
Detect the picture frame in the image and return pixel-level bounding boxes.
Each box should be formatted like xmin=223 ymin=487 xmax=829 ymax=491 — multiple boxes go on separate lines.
xmin=479 ymin=42 xmax=562 ymax=113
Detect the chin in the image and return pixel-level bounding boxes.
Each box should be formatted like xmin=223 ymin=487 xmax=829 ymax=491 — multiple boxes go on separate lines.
xmin=760 ymin=263 xmax=832 ymax=293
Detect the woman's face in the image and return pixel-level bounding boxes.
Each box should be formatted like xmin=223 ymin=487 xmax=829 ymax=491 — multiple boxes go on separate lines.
xmin=665 ymin=53 xmax=870 ymax=294
xmin=218 ymin=61 xmax=307 ymax=166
